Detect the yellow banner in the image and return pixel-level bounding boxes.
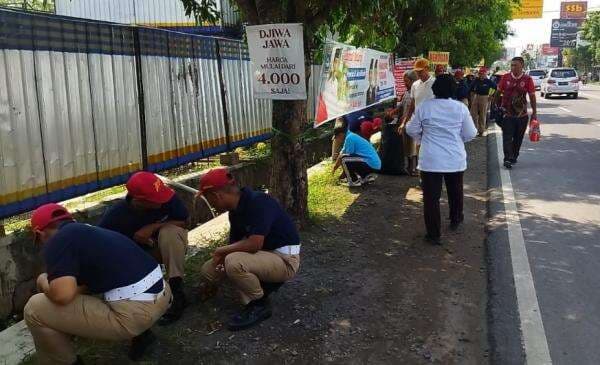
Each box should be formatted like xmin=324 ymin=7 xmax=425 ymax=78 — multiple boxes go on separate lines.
xmin=428 ymin=51 xmax=450 ymax=65
xmin=512 ymin=0 xmax=544 ymax=19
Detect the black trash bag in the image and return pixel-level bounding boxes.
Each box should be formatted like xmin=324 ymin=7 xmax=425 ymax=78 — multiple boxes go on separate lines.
xmin=379 ymin=121 xmax=406 ymax=175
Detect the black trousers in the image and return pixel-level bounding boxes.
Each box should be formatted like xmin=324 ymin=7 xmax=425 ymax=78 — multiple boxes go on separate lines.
xmin=501 ymin=116 xmax=528 ymax=162
xmin=420 ymin=171 xmax=464 ymax=239
xmin=341 ymin=156 xmax=375 ymax=182
xmin=379 ymin=123 xmax=406 ymax=175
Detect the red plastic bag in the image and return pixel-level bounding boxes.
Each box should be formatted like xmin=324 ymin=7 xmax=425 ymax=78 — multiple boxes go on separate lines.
xmin=529 ymin=118 xmax=540 ymax=142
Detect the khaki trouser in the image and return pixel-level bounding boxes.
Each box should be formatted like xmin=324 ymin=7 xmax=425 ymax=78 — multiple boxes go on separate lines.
xmin=470 ymin=94 xmax=489 ymax=134
xmin=24 ymin=283 xmax=172 ymax=365
xmin=403 ymin=133 xmax=418 ymax=157
xmin=460 ymin=98 xmax=469 ymax=106
xmin=201 ymin=250 xmax=300 ymax=305
xmin=153 ymin=225 xmax=188 ymax=279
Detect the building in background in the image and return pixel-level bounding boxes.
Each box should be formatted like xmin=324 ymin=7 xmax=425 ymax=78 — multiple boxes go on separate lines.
xmin=54 ymin=0 xmax=242 ymax=37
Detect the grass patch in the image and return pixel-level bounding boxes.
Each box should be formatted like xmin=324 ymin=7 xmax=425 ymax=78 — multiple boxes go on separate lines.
xmin=307 ymin=161 xmax=360 ymax=224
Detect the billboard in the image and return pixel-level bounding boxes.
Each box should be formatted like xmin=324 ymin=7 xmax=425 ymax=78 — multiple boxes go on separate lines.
xmin=550 ymin=18 xmax=584 ymax=48
xmin=314 ymin=42 xmax=396 ymax=127
xmin=512 ymin=0 xmax=544 ymax=19
xmin=541 ymin=44 xmax=560 ymax=55
xmin=560 ymin=1 xmax=587 ymax=19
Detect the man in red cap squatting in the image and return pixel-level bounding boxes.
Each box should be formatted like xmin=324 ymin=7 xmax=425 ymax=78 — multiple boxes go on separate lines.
xmin=24 ymin=204 xmax=171 ymax=364
xmin=196 ymin=168 xmax=301 ymax=330
xmin=469 ymin=67 xmax=497 ymax=136
xmin=99 ymin=172 xmax=189 ymax=325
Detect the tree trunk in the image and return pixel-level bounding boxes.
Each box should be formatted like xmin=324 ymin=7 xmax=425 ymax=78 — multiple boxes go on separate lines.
xmin=269 ymin=99 xmax=308 ymax=223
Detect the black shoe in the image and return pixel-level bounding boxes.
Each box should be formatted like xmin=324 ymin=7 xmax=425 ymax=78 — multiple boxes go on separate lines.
xmin=510 ymin=158 xmax=518 ymax=164
xmin=72 ymin=356 xmax=84 ymax=365
xmin=228 ymin=300 xmax=272 ymax=331
xmin=424 ymin=234 xmax=442 ymax=245
xmin=129 ymin=330 xmax=156 ymax=361
xmin=503 ymin=160 xmax=512 ymax=169
xmin=159 ymin=278 xmax=187 ymax=326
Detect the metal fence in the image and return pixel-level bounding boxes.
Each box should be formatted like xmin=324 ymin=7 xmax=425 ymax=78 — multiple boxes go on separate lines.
xmin=0 ymin=8 xmax=276 ymax=219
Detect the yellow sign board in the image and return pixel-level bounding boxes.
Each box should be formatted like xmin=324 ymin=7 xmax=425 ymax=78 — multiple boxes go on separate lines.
xmin=512 ymin=0 xmax=544 ymax=19
xmin=428 ymin=51 xmax=450 ymax=65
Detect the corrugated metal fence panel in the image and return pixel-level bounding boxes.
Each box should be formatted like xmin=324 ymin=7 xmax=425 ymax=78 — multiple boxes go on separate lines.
xmin=139 ymin=29 xmax=178 ymax=170
xmin=191 ymin=36 xmax=227 ymax=156
xmin=219 ymin=39 xmax=272 ymax=149
xmin=169 ymin=33 xmax=205 ymax=165
xmin=0 ymin=47 xmax=47 ymax=213
xmin=55 ymin=0 xmax=136 ymax=24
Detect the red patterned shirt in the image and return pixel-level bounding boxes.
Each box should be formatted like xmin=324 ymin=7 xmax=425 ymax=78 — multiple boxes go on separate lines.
xmin=498 ymin=73 xmax=535 ymax=117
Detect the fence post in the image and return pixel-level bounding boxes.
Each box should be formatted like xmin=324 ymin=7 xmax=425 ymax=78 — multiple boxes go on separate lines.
xmin=133 ymin=27 xmax=149 ymax=170
xmin=215 ymin=39 xmax=232 ymax=152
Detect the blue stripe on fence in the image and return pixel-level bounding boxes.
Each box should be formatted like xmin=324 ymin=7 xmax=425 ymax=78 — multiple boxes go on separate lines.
xmin=0 ymin=134 xmax=272 ymax=220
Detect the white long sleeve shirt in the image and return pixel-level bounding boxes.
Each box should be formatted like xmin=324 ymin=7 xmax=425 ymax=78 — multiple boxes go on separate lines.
xmin=406 ymin=98 xmax=477 ymax=172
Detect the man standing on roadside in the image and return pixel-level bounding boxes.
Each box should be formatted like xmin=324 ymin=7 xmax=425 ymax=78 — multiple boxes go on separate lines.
xmin=496 ymin=57 xmax=537 ymax=169
xmin=399 ymin=58 xmax=435 ymax=135
xmin=454 ymin=69 xmax=470 ymax=106
xmin=99 ymin=171 xmax=189 ymax=325
xmin=469 ymin=67 xmax=496 ymax=136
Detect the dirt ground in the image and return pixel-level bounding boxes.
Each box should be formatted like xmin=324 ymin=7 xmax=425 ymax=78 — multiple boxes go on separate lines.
xmin=31 ymin=136 xmax=489 ymax=365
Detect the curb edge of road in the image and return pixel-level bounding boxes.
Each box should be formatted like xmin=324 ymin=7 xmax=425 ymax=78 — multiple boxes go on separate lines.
xmin=485 ymin=125 xmax=527 ymax=365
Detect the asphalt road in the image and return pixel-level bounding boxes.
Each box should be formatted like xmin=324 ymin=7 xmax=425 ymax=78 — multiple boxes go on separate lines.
xmin=489 ymin=84 xmax=600 ymax=365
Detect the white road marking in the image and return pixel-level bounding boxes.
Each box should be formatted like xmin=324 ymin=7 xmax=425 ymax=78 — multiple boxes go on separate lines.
xmin=558 ymin=107 xmax=572 ymax=114
xmin=494 ymin=125 xmax=553 ymax=365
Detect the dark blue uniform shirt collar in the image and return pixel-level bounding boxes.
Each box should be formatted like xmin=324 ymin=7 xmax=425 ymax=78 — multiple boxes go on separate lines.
xmin=233 ymin=187 xmax=252 ymax=215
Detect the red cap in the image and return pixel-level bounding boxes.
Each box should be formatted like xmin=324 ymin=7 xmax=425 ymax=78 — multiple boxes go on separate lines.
xmin=31 ymin=203 xmax=73 ymax=232
xmin=479 ymin=67 xmax=488 ymax=74
xmin=360 ymin=122 xmax=375 ymax=140
xmin=126 ymin=172 xmax=174 ymax=204
xmin=199 ymin=168 xmax=235 ymax=194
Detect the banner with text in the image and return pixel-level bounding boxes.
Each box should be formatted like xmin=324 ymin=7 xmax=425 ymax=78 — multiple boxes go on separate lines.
xmin=246 ymin=23 xmax=307 ymax=100
xmin=314 ymin=41 xmax=396 ymax=127
xmin=394 ymin=59 xmax=416 ymax=99
xmin=512 ymin=0 xmax=544 ymax=19
xmin=428 ymin=51 xmax=450 ymax=65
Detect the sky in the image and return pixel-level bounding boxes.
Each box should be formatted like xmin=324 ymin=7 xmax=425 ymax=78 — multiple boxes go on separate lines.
xmin=505 ymin=0 xmax=600 ymax=52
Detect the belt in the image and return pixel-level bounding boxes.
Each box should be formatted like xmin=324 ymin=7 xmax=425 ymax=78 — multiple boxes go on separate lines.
xmin=275 ymin=245 xmax=301 ymax=255
xmin=104 ymin=265 xmax=163 ymax=302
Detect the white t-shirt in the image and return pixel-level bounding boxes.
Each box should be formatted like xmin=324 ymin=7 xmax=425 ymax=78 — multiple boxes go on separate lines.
xmin=411 ymin=76 xmax=435 ymax=107
xmin=406 ymin=98 xmax=477 ymax=172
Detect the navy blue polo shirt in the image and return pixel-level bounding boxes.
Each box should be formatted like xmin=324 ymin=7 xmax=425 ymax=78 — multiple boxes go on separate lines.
xmin=44 ymin=222 xmax=162 ymax=294
xmin=469 ymin=78 xmax=497 ymax=95
xmin=229 ymin=188 xmax=300 ymax=250
xmin=98 ymin=195 xmax=189 ymax=240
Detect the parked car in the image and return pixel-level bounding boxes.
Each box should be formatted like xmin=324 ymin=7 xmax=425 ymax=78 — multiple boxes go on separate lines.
xmin=540 ymin=68 xmax=579 ymax=99
xmin=527 ymin=69 xmax=546 ymax=90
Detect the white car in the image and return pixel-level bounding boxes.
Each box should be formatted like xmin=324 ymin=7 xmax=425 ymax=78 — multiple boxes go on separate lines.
xmin=540 ymin=68 xmax=579 ymax=99
xmin=527 ymin=69 xmax=546 ymax=90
